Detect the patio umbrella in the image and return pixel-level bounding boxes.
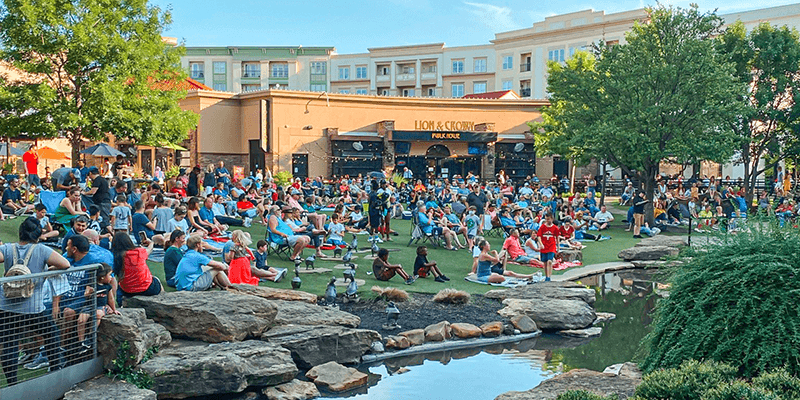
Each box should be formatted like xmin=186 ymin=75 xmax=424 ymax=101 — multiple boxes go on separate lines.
xmin=0 ymin=143 xmax=26 ymax=157
xmin=368 ymin=171 xmax=386 ymax=179
xmin=81 ymin=143 xmax=125 ymax=157
xmin=37 ymin=146 xmax=70 ymax=160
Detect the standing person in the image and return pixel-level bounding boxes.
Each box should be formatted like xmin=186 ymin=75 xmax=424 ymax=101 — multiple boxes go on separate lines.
xmin=111 ymin=232 xmax=162 ymax=300
xmin=187 ymin=166 xmax=201 ymax=197
xmin=110 ymin=195 xmax=132 ymax=233
xmin=367 ymin=180 xmax=383 ymax=243
xmin=22 ymin=145 xmax=40 ymax=188
xmin=203 ymin=164 xmax=216 ymax=196
xmin=632 ymin=191 xmax=648 ymax=239
xmin=537 ymin=213 xmax=559 ymax=282
xmin=466 ymin=184 xmax=488 ymax=228
xmin=0 ymin=218 xmax=71 ymax=383
xmin=215 ymin=161 xmax=231 ymax=189
xmin=403 ymin=167 xmax=413 ymax=180
xmin=83 ymin=167 xmax=111 ymax=223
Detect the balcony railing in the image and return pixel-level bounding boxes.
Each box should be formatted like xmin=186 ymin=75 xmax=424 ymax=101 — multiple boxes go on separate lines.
xmin=396 ymin=73 xmax=415 ymax=81
xmin=520 ymin=88 xmax=531 ymax=97
xmin=242 ymin=70 xmax=261 ymax=78
xmin=190 ymin=71 xmax=204 ymax=79
xmin=520 ymin=63 xmax=531 ymax=72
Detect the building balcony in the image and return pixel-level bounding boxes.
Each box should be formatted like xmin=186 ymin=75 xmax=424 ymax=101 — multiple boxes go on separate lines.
xmin=396 ymin=73 xmax=415 ymax=82
xmin=421 ymin=72 xmax=437 ymax=80
xmin=520 ymin=63 xmax=531 ymax=72
xmin=310 ymin=73 xmax=327 ymax=82
xmin=520 ymin=88 xmax=531 ymax=97
xmin=190 ymin=72 xmax=204 ymax=79
xmin=242 ymin=71 xmax=261 ymax=78
xmin=376 ymin=74 xmax=390 ymax=82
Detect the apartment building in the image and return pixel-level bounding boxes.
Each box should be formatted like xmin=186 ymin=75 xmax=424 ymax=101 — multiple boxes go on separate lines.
xmin=181 ymin=4 xmax=800 ymax=98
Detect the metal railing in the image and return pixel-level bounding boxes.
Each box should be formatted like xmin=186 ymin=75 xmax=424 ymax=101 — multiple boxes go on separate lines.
xmin=241 ymin=70 xmax=261 ymax=78
xmin=520 ymin=88 xmax=531 ymax=97
xmin=520 ymin=63 xmax=531 ymax=72
xmin=0 ymin=264 xmax=102 ymax=400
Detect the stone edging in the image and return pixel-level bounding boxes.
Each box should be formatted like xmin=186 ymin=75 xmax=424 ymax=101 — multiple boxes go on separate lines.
xmin=361 ymin=331 xmax=542 ymax=363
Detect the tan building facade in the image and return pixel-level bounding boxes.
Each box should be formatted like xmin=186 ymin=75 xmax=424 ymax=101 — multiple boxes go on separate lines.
xmin=180 ymin=90 xmax=551 ymax=180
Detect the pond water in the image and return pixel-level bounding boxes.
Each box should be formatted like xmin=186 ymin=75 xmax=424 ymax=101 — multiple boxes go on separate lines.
xmin=324 ymin=269 xmax=665 ymax=400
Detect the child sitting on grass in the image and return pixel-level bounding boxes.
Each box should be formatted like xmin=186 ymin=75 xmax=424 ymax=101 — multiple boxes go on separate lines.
xmin=413 ymin=246 xmax=449 ymax=283
xmin=253 ymin=239 xmax=287 ymax=282
xmin=373 ymin=248 xmax=415 ymax=285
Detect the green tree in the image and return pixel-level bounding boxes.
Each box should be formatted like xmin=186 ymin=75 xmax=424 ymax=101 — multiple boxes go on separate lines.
xmin=0 ymin=0 xmax=199 ymax=164
xmin=532 ymin=5 xmax=744 ymax=224
xmin=716 ymin=22 xmax=800 ymax=206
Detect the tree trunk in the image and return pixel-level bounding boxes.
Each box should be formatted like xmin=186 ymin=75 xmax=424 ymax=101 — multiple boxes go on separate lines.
xmin=643 ymin=165 xmax=658 ymax=227
xmin=70 ymin=129 xmax=81 ymax=168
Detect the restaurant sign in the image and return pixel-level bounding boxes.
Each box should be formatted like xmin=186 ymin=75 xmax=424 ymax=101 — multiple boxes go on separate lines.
xmin=415 ymin=120 xmax=475 ymax=131
xmin=391 ymin=130 xmax=497 ymax=142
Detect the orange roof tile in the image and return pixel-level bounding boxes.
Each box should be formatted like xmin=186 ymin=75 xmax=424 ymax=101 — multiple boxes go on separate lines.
xmin=462 ymin=90 xmax=520 ymax=100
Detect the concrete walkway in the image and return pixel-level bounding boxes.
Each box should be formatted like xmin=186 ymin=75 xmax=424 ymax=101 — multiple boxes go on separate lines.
xmin=553 ymin=261 xmax=635 ymax=282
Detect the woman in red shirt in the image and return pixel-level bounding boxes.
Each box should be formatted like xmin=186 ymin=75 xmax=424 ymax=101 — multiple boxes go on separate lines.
xmin=111 ymin=232 xmax=163 ymax=298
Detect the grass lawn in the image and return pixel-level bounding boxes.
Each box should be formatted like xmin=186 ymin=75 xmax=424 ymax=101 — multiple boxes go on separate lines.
xmin=0 ymin=203 xmax=648 ymax=299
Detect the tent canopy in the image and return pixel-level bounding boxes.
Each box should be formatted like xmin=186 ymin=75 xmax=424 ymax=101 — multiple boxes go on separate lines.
xmin=81 ymin=143 xmax=125 ymax=157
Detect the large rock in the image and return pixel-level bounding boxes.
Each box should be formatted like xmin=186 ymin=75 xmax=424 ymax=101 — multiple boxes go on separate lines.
xmin=498 ymin=298 xmax=596 ymax=330
xmin=424 ymin=321 xmax=451 ymax=342
xmin=385 ymin=335 xmax=410 ymax=350
xmin=271 ymin=300 xmax=360 ymax=328
xmin=64 ymin=375 xmax=156 ymax=400
xmin=450 ymin=323 xmax=482 ymax=339
xmin=124 ymin=291 xmax=277 ymax=343
xmin=305 ymin=361 xmax=368 ymax=392
xmin=485 ymin=281 xmax=596 ymax=305
xmin=480 ymin=321 xmax=504 ymax=338
xmin=263 ymin=379 xmax=320 ymax=400
xmin=261 ymin=324 xmax=380 ymax=368
xmin=617 ymin=246 xmax=679 ymax=261
xmin=399 ymin=329 xmax=425 ymax=346
xmin=559 ymin=327 xmax=602 ymax=338
xmin=510 ymin=315 xmax=538 ymax=333
xmin=603 ymin=362 xmax=642 ymax=380
xmin=234 ymin=284 xmax=318 ymax=304
xmin=137 ymin=340 xmax=297 ymax=398
xmin=495 ymin=368 xmax=641 ymax=400
xmin=97 ymin=308 xmax=171 ymax=369
xmin=558 ymin=249 xmax=582 ymax=262
xmin=635 ymin=235 xmax=688 ymax=248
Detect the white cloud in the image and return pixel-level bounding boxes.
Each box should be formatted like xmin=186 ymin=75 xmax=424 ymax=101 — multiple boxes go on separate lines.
xmin=464 ymin=2 xmax=523 ymax=31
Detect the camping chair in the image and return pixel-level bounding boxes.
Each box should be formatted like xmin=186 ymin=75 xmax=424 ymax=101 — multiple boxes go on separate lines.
xmin=483 ymin=214 xmax=505 ymax=238
xmin=39 ymin=190 xmax=67 ymax=231
xmin=407 ymin=211 xmax=441 ymax=248
xmin=264 ymin=229 xmax=294 ymax=261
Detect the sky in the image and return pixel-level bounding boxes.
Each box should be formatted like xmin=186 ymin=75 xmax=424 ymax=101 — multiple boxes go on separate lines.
xmin=151 ymin=0 xmax=800 ymax=53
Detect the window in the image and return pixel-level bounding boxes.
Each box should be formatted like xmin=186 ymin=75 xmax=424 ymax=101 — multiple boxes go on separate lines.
xmin=356 ymin=88 xmax=368 ymax=95
xmin=242 ymin=63 xmax=260 ymax=78
xmin=452 ymin=60 xmax=464 ymax=74
xmin=339 ymin=89 xmax=350 ymax=94
xmin=451 ymin=83 xmax=464 ymax=97
xmin=548 ymin=49 xmax=565 ymax=62
xmin=473 ymin=82 xmax=487 ymax=94
xmin=338 ymin=67 xmax=350 ymax=80
xmin=502 ymin=56 xmax=513 ymax=70
xmin=379 ymin=66 xmax=390 ymax=75
xmin=213 ymin=83 xmax=226 ymax=91
xmin=271 ymin=63 xmax=288 ymax=78
xmin=502 ymin=80 xmax=512 ymax=91
xmin=380 ymin=89 xmax=390 ymax=96
xmin=241 ymin=84 xmax=259 ymax=92
xmin=474 ymin=58 xmax=487 ymax=73
xmin=356 ymin=66 xmax=367 ymax=79
xmin=310 ymin=84 xmax=326 ymax=92
xmin=310 ymin=61 xmax=326 ymax=75
xmin=402 ymin=88 xmax=415 ymax=97
xmin=423 ymin=64 xmax=437 ymax=73
xmin=189 ymin=62 xmax=204 ymax=79
xmin=213 ymin=61 xmax=226 ymax=74
xmin=427 ymin=87 xmax=436 ymax=96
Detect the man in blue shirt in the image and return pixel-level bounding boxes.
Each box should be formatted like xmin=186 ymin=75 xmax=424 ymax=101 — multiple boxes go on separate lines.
xmin=76 ymin=160 xmax=89 ymax=184
xmin=214 ymin=161 xmax=231 ymax=189
xmin=174 ymin=234 xmax=232 ymax=291
xmin=199 ymin=196 xmax=226 ymax=234
xmin=131 ymin=200 xmax=164 ymax=245
xmin=62 ymin=215 xmax=90 ymax=252
xmin=2 ymin=177 xmax=33 ymax=216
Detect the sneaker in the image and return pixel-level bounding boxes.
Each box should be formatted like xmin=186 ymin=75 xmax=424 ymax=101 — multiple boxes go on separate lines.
xmin=405 ymin=277 xmax=416 ymax=285
xmin=18 ymin=350 xmax=35 ymax=364
xmin=48 ymin=348 xmax=66 ymax=372
xmin=441 ymin=275 xmax=450 ymax=281
xmin=79 ymin=339 xmax=92 ymax=354
xmin=544 ymin=277 xmax=551 ymax=282
xmin=374 ymin=237 xmax=384 ymax=243
xmin=243 ymin=217 xmax=252 ymax=228
xmin=14 ymin=208 xmax=25 ymax=216
xmin=594 ymin=235 xmax=601 ymax=241
xmin=633 ymin=235 xmax=643 ymax=239
xmin=274 ymin=268 xmax=287 ymax=283
xmin=24 ymin=353 xmax=49 ymax=370
xmin=435 ymin=276 xmax=446 ymax=283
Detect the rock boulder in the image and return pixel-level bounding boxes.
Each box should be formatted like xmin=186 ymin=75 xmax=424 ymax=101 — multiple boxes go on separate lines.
xmin=558 ymin=249 xmax=582 ymax=262
xmin=305 ymin=361 xmax=369 ymax=392
xmin=480 ymin=321 xmax=504 ymax=338
xmin=498 ymin=298 xmax=596 ymax=330
xmin=261 ymin=324 xmax=380 ymax=368
xmin=485 ymin=281 xmax=596 ymax=305
xmin=495 ymin=368 xmax=641 ymax=400
xmin=124 ymin=291 xmax=277 ymax=343
xmin=64 ymin=375 xmax=156 ymax=400
xmin=97 ymin=308 xmax=171 ymax=369
xmin=233 ymin=284 xmax=318 ymax=303
xmin=424 ymin=321 xmax=451 ymax=342
xmin=559 ymin=327 xmax=602 ymax=338
xmin=137 ymin=340 xmax=297 ymax=398
xmin=635 ymin=235 xmax=688 ymax=248
xmin=270 ymin=300 xmax=360 ymax=328
xmin=510 ymin=315 xmax=538 ymax=333
xmin=399 ymin=329 xmax=425 ymax=346
xmin=618 ymin=246 xmax=679 ymax=261
xmin=385 ymin=335 xmax=410 ymax=350
xmin=450 ymin=323 xmax=482 ymax=339
xmin=263 ymin=379 xmax=320 ymax=400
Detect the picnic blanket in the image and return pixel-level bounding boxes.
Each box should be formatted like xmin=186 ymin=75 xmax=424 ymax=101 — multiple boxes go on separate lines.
xmin=464 ymin=273 xmax=532 ymax=287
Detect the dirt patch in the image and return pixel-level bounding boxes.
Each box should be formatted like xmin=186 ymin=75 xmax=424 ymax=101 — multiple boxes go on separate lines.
xmin=336 ymin=293 xmax=505 ymax=335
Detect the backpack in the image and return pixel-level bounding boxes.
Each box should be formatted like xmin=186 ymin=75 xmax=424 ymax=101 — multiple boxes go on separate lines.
xmin=3 ymin=244 xmax=36 ymax=299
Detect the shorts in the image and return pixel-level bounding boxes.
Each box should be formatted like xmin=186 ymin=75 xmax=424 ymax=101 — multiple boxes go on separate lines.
xmin=490 ymin=264 xmax=505 ymax=275
xmin=285 ymin=235 xmax=302 ymax=246
xmin=368 ymin=213 xmax=381 ymax=229
xmin=122 ymin=277 xmax=163 ymax=297
xmin=514 ymin=255 xmax=533 ymax=264
xmin=431 ymin=226 xmax=443 ymax=236
xmin=375 ymin=267 xmax=395 ymax=281
xmin=477 ymin=274 xmax=489 ymax=283
xmin=60 ymin=296 xmax=88 ymax=314
xmin=541 ymin=252 xmax=555 ymax=262
xmin=326 ymin=238 xmax=346 ymax=246
xmin=467 ymin=234 xmax=475 ymax=239
xmin=415 ymin=266 xmax=430 ymax=278
xmin=190 ymin=271 xmax=215 ymax=291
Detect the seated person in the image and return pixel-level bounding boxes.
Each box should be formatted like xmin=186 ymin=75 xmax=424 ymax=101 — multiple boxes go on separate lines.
xmin=286 ymin=207 xmax=326 ymax=257
xmin=325 ymin=213 xmax=348 ymax=246
xmin=477 ymin=239 xmax=535 ymax=283
xmin=225 ymin=230 xmax=284 ymax=284
xmin=2 ymin=177 xmax=34 ymax=216
xmin=34 ymin=203 xmax=60 ymax=242
xmin=345 ymin=204 xmax=368 ymax=230
xmin=55 ymin=187 xmax=88 ymax=225
xmin=253 ymin=240 xmax=288 ymax=281
xmin=151 ymin=194 xmax=173 ymax=234
xmin=372 ymin=248 xmax=415 ymax=285
xmin=62 ymin=215 xmax=90 ymax=252
xmin=163 ymin=230 xmax=185 ymax=287
xmin=502 ymin=229 xmax=543 ymax=265
xmin=211 ymin=194 xmax=245 ymax=227
xmin=174 ymin=234 xmax=233 ymax=291
xmin=417 ymin=204 xmax=457 ymax=250
xmin=442 ymin=205 xmax=467 ymax=248
xmin=413 ymin=246 xmax=449 ymax=282
xmin=591 ymin=205 xmax=615 ymax=230
xmin=131 ymin=200 xmax=164 ymax=246
xmin=197 ymin=196 xmax=229 ymax=233
xmin=235 ymin=194 xmax=256 ymax=226
xmin=267 ymin=206 xmax=310 ymax=260
xmin=167 ymin=206 xmax=190 ymax=233
xmin=559 ymin=218 xmax=585 ymax=249
xmin=170 ymin=180 xmax=187 ymax=199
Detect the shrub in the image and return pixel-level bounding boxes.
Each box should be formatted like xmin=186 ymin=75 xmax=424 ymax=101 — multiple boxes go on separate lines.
xmin=634 ymin=360 xmax=737 ymax=400
xmin=640 ymin=220 xmax=800 ymax=378
xmin=371 ymin=286 xmax=409 ymax=302
xmin=106 ymin=341 xmax=156 ymax=389
xmin=432 ymin=288 xmax=470 ymax=304
xmin=554 ymin=390 xmax=614 ymax=400
xmin=274 ymin=170 xmax=293 ymax=187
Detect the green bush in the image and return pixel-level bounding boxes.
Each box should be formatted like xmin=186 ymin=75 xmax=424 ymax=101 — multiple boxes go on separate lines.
xmin=274 ymin=170 xmax=292 ymax=187
xmin=752 ymin=369 xmax=800 ymax=399
xmin=555 ymin=390 xmax=615 ymax=400
xmin=640 ymin=220 xmax=800 ymax=378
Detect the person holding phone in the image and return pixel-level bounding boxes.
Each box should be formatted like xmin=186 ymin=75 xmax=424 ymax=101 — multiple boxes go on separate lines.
xmin=131 ymin=200 xmax=164 ymax=246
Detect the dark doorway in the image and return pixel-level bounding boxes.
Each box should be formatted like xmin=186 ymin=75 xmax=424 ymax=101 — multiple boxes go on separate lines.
xmin=426 ymin=144 xmax=451 ymax=158
xmin=292 ymin=154 xmax=308 ymax=180
xmin=441 ymin=157 xmax=481 ymax=179
xmin=553 ymin=158 xmax=569 ymax=178
xmin=249 ymin=139 xmax=266 ymax=175
xmin=139 ymin=149 xmax=153 ymax=176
